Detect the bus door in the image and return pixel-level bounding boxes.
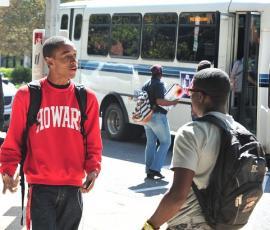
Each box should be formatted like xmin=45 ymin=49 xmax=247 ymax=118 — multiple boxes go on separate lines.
xmin=230 ymin=13 xmax=260 ymax=134
xmin=70 ymin=9 xmax=84 ymax=58
xmin=59 ymin=9 xmax=71 ymax=34
xmin=69 ymin=8 xmax=84 ymax=83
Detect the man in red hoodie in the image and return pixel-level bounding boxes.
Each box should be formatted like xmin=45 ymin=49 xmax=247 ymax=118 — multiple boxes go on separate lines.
xmin=0 ymin=36 xmax=102 ymax=230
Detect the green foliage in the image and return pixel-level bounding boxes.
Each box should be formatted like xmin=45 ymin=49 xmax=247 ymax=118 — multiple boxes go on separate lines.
xmin=0 ymin=0 xmax=84 ymax=57
xmin=0 ymin=0 xmax=45 ymax=56
xmin=10 ymin=67 xmax=31 ymax=84
xmin=0 ymin=68 xmax=13 ymax=79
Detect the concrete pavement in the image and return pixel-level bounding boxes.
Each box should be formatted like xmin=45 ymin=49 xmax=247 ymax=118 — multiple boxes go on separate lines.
xmin=0 ymin=156 xmax=269 ymax=230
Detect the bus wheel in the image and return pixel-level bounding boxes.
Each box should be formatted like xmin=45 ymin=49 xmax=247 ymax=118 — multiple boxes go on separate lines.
xmin=104 ymin=103 xmax=128 ymax=140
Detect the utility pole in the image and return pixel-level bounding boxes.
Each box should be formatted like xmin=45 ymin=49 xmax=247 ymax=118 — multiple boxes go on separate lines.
xmin=32 ymin=0 xmax=61 ymax=80
xmin=45 ymin=0 xmax=60 ymax=38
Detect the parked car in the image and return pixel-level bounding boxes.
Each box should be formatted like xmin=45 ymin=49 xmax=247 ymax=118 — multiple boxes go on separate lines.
xmin=1 ymin=73 xmax=17 ymax=130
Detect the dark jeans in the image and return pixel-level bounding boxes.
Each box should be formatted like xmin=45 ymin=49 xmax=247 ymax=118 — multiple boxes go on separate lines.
xmin=31 ymin=185 xmax=83 ymax=230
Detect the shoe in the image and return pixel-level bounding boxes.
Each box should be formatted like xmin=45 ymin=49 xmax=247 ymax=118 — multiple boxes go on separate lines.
xmin=153 ymin=171 xmax=165 ymax=179
xmin=146 ymin=171 xmax=155 ymax=179
xmin=147 ymin=169 xmax=165 ymax=179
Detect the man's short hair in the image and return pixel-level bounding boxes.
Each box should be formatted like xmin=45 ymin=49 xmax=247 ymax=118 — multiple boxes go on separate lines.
xmin=193 ymin=68 xmax=231 ymax=104
xmin=150 ymin=64 xmax=163 ymax=78
xmin=197 ymin=60 xmax=211 ymax=72
xmin=43 ymin=36 xmax=74 ymax=58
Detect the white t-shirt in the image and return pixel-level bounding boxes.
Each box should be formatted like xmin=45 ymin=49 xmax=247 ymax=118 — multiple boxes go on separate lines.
xmin=167 ymin=112 xmax=238 ymax=227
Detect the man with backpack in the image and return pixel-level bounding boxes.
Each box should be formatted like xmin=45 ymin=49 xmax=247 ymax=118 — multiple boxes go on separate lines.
xmin=142 ymin=68 xmax=265 ymax=230
xmin=0 ymin=36 xmax=102 ymax=230
xmin=143 ymin=64 xmax=179 ymax=179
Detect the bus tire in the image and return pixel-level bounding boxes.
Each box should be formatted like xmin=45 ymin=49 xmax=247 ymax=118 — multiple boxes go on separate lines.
xmin=104 ymin=103 xmax=129 ymax=140
xmin=129 ymin=124 xmax=144 ymax=139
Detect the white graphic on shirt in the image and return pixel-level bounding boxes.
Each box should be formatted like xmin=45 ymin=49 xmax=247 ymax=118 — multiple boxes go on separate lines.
xmin=36 ymin=106 xmax=81 ymax=133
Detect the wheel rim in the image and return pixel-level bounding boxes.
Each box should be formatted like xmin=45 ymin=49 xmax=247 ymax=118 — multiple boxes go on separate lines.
xmin=107 ymin=109 xmax=121 ymax=135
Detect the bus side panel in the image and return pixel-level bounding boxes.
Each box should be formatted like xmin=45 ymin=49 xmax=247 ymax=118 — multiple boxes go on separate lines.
xmin=257 ymin=12 xmax=270 ymax=155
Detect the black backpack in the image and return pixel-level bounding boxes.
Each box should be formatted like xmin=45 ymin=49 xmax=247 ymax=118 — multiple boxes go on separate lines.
xmin=19 ymin=80 xmax=87 ymax=225
xmin=192 ymin=114 xmax=266 ymax=230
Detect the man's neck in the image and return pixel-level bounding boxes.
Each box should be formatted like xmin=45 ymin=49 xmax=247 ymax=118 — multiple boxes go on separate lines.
xmin=203 ymin=106 xmax=227 ymax=115
xmin=47 ymin=78 xmax=70 ymax=89
xmin=47 ymin=74 xmax=70 ymax=86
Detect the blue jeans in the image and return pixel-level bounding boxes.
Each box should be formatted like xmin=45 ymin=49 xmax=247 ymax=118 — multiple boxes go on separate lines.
xmin=31 ymin=185 xmax=83 ymax=230
xmin=144 ymin=113 xmax=171 ymax=173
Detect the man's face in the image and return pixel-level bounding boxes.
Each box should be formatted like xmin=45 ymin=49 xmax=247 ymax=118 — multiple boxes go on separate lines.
xmin=46 ymin=43 xmax=78 ymax=80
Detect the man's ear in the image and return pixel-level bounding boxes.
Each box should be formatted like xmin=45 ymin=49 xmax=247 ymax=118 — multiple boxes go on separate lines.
xmin=198 ymin=92 xmax=205 ymax=103
xmin=45 ymin=57 xmax=53 ymax=68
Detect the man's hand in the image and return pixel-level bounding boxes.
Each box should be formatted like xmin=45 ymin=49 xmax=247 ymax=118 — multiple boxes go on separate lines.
xmin=80 ymin=171 xmax=98 ymax=193
xmin=2 ymin=173 xmax=19 ymax=194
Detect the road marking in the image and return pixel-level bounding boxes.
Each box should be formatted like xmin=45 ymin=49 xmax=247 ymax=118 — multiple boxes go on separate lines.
xmin=2 ymin=206 xmax=25 ymax=230
xmin=133 ymin=185 xmax=169 ymax=193
xmin=0 ymin=216 xmax=15 ymax=230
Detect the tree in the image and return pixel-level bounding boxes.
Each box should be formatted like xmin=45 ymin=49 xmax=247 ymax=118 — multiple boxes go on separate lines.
xmin=0 ymin=0 xmax=83 ymax=58
xmin=0 ymin=0 xmax=45 ymax=57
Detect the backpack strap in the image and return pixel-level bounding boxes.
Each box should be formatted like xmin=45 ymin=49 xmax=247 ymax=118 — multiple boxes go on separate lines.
xmin=20 ymin=80 xmax=42 ymax=226
xmin=75 ymin=84 xmax=88 ymax=158
xmin=74 ymin=84 xmax=87 ymax=137
xmin=195 ymin=114 xmax=230 ymax=133
xmin=27 ymin=80 xmax=42 ymax=127
xmin=192 ymin=114 xmax=232 ymax=227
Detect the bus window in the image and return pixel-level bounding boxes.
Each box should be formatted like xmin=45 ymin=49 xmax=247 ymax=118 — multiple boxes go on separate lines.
xmin=88 ymin=14 xmax=111 ymax=56
xmin=142 ymin=13 xmax=177 ymax=60
xmin=74 ymin=14 xmax=82 ymax=40
xmin=177 ymin=12 xmax=217 ymax=62
xmin=60 ymin=14 xmax=69 ymax=30
xmin=110 ymin=14 xmax=142 ymax=58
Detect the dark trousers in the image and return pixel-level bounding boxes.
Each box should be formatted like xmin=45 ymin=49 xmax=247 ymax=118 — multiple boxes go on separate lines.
xmin=31 ymin=185 xmax=83 ymax=230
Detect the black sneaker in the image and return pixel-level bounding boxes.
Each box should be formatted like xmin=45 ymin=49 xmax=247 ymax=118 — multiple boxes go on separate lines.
xmin=153 ymin=171 xmax=165 ymax=179
xmin=146 ymin=171 xmax=155 ymax=179
xmin=148 ymin=169 xmax=165 ymax=179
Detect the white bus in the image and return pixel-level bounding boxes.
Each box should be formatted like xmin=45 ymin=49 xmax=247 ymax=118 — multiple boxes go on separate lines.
xmin=58 ymin=0 xmax=270 ymax=157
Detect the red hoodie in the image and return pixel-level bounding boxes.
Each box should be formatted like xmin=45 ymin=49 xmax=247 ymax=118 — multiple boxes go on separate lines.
xmin=0 ymin=78 xmax=102 ymax=186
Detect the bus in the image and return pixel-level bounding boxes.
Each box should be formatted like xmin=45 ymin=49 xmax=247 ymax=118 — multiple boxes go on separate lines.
xmin=58 ymin=0 xmax=270 ymax=157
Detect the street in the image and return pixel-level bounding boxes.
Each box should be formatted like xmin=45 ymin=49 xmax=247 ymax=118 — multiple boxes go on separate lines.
xmin=0 ymin=132 xmax=270 ymax=230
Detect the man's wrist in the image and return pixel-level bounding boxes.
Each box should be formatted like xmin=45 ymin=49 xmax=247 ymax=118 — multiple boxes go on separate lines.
xmin=142 ymin=220 xmax=160 ymax=230
xmin=1 ymin=172 xmax=12 ymax=178
xmin=89 ymin=170 xmax=98 ymax=178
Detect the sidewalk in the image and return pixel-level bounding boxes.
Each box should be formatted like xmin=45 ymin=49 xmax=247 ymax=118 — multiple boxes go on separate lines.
xmin=0 ymin=170 xmax=269 ymax=230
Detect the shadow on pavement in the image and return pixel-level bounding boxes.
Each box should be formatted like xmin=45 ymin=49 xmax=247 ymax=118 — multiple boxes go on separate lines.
xmin=128 ymin=178 xmax=169 ymax=197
